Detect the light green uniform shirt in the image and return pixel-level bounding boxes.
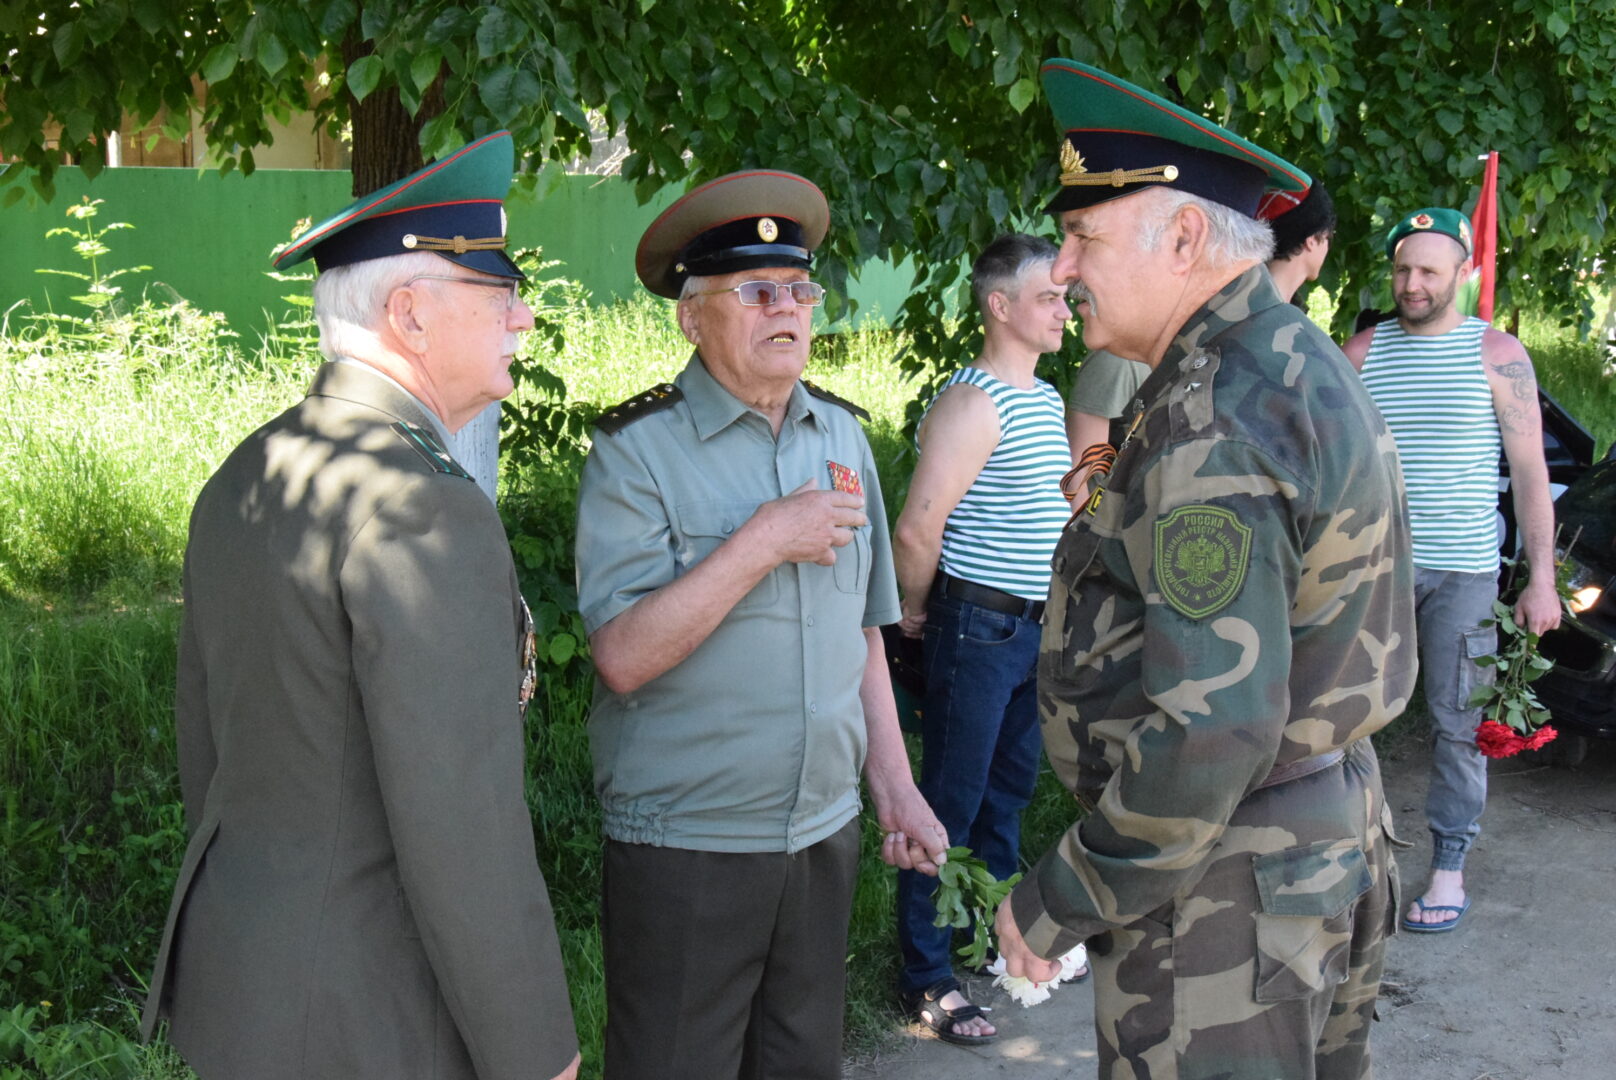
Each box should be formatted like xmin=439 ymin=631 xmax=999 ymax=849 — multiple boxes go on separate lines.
xmin=1069 ymin=348 xmax=1151 ymax=418
xmin=576 ymin=354 xmax=901 ymax=853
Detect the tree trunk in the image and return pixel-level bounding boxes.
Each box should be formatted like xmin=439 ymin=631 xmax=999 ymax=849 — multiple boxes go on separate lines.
xmin=448 ymin=403 xmax=503 ymax=505
xmin=339 ymin=30 xmax=444 ymax=197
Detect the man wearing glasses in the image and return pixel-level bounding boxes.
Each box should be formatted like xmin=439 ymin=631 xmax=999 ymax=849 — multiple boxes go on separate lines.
xmin=141 ymin=132 xmax=579 ymax=1080
xmin=574 ymin=170 xmax=947 ymax=1080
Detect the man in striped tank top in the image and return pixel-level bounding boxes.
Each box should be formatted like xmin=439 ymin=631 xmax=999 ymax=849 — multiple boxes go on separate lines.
xmin=1345 ymin=207 xmax=1562 ymax=933
xmin=891 ymin=233 xmax=1077 ymax=1043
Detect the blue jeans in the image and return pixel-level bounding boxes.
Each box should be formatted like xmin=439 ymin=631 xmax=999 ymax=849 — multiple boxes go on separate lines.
xmin=896 ymin=591 xmax=1043 ymax=993
xmin=1414 ymin=567 xmax=1498 ymax=872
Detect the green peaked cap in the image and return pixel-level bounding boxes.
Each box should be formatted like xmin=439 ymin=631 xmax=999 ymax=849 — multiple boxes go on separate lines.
xmin=1039 ymin=59 xmax=1310 ymax=219
xmin=272 ymin=130 xmax=523 ymax=279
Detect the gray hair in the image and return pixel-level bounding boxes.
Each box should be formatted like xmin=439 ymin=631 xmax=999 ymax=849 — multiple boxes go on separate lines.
xmin=677 ymin=273 xmax=710 ymax=303
xmin=971 ymin=233 xmax=1060 ymax=313
xmin=312 ymin=251 xmax=447 ymax=360
xmin=1135 ymin=188 xmax=1275 ymax=266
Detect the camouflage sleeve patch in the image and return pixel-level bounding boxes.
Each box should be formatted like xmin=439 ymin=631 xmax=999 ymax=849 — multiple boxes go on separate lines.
xmin=594 ymin=383 xmax=683 ymax=435
xmin=1153 ymin=504 xmax=1252 ymax=618
xmin=390 ymin=421 xmax=475 ymax=481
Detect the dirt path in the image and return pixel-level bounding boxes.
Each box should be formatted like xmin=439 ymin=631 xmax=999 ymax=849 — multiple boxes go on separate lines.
xmin=846 ymin=735 xmax=1616 ymax=1079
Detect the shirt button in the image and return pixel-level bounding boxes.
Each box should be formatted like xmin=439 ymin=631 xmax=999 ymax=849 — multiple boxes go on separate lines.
xmin=806 ymin=616 xmax=815 ymax=627
xmin=810 ymin=703 xmax=818 ymax=713
xmin=723 ymin=522 xmax=734 ymax=534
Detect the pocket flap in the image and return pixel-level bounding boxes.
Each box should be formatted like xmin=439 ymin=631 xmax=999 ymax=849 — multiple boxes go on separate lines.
xmin=674 ymin=499 xmax=762 ymax=538
xmin=1254 ymin=838 xmax=1371 ymax=919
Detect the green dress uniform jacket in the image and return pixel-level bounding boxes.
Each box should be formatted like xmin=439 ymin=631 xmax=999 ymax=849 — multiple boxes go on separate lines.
xmin=575 ymin=354 xmax=901 ymax=854
xmin=1010 ymin=267 xmax=1417 ymax=1078
xmin=141 ymin=361 xmax=577 ymax=1080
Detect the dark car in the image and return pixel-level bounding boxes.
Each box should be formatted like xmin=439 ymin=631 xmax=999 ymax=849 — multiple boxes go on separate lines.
xmin=1532 ymin=447 xmax=1616 ymax=765
xmin=1487 ymin=389 xmax=1614 ymax=766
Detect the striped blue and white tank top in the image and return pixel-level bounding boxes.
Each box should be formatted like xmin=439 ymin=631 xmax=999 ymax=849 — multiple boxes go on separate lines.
xmin=1360 ymin=317 xmax=1500 ymax=573
xmin=926 ymin=367 xmax=1072 ymax=600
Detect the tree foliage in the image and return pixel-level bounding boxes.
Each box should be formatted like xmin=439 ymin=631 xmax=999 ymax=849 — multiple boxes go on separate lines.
xmin=5 ymin=0 xmax=1614 ymax=372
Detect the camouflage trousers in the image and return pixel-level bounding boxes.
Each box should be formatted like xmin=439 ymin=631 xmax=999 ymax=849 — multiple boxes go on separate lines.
xmin=1088 ymin=741 xmax=1401 ymax=1080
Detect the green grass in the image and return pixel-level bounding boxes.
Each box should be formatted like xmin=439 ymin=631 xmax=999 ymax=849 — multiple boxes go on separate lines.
xmin=2 ymin=281 xmax=1612 ymax=1078
xmin=1518 ymin=311 xmax=1616 ymax=459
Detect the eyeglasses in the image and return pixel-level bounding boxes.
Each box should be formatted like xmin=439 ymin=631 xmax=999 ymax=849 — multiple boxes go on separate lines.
xmin=402 ymin=274 xmax=521 ymax=310
xmin=693 ymin=280 xmax=826 ymax=307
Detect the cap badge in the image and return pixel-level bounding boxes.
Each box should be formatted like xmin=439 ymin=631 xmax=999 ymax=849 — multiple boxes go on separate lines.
xmin=1459 ymin=219 xmax=1472 ymax=244
xmin=1059 ymin=141 xmax=1089 ymax=179
xmin=757 ymin=217 xmax=780 ymax=242
xmin=402 ymin=234 xmax=419 ymax=248
xmin=1413 ymin=213 xmax=1434 ymax=229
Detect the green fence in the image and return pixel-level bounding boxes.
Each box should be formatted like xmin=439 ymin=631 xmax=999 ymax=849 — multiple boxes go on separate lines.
xmin=2 ymin=167 xmax=915 ymax=337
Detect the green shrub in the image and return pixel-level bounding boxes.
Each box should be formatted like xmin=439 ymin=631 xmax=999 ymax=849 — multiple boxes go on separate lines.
xmin=0 ymin=606 xmax=186 ymax=1022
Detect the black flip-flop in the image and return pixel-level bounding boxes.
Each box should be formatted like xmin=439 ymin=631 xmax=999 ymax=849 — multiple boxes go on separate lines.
xmin=902 ymin=977 xmax=996 ymax=1046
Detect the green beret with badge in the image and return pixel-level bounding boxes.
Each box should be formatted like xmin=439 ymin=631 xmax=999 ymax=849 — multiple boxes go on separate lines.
xmin=1385 ymin=206 xmax=1473 ymax=260
xmin=1039 ymin=58 xmax=1311 ymax=220
xmin=272 ymin=130 xmax=525 ymax=279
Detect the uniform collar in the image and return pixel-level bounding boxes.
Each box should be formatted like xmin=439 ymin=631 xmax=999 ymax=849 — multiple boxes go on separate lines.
xmin=677 ymin=351 xmax=815 ymax=441
xmin=311 ymin=359 xmax=453 ymax=446
xmin=1161 ymin=263 xmax=1282 ymax=371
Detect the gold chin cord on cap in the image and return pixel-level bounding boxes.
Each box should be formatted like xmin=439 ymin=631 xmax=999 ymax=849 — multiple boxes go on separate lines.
xmin=1059 ymin=141 xmax=1180 ymax=188
xmin=401 ymin=234 xmax=507 ymax=254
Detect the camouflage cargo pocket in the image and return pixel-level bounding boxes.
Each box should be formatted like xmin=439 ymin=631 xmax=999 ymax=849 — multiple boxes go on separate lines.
xmin=1251 ymin=837 xmax=1371 ymax=1002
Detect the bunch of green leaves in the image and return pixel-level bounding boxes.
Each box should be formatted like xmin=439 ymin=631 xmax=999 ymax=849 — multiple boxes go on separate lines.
xmin=929 ymin=846 xmax=1021 ymax=970
xmin=1467 ymin=554 xmax=1579 ymax=733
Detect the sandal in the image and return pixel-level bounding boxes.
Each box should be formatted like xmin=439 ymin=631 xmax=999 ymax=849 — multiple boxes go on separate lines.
xmin=901 ymin=977 xmax=996 ymax=1046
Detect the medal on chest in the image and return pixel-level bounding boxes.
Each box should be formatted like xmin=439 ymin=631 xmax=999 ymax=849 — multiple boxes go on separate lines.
xmin=518 ymin=598 xmax=538 ymax=719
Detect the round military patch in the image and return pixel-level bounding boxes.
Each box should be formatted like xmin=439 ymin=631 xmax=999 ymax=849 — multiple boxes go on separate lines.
xmin=1153 ymin=504 xmax=1252 ymax=618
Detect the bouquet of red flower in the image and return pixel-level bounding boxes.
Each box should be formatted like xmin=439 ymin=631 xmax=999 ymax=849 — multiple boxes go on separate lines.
xmin=1468 ymin=564 xmax=1563 ymax=759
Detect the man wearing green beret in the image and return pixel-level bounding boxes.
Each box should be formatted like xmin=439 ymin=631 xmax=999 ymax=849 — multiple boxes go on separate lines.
xmin=1344 ymin=207 xmax=1561 ymax=935
xmin=574 ymin=170 xmax=947 ymax=1080
xmin=992 ymin=60 xmax=1416 ymax=1079
xmin=141 ymin=132 xmax=579 ymax=1080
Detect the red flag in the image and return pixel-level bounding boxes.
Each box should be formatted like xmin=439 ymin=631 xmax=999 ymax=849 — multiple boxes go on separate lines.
xmin=1471 ymin=151 xmax=1500 ymax=322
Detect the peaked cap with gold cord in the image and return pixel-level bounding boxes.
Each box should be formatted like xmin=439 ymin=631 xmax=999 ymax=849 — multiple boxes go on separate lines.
xmin=1040 ymin=58 xmax=1310 ymax=220
xmin=272 ymin=130 xmax=524 ymax=279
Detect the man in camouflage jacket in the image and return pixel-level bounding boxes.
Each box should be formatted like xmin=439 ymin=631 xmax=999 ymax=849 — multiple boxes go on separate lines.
xmin=995 ymin=60 xmax=1418 ymax=1079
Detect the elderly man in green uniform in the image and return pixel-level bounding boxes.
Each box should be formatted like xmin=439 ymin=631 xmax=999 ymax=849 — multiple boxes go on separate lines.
xmin=992 ymin=61 xmax=1417 ymax=1079
xmin=574 ymin=170 xmax=948 ymax=1080
xmin=141 ymin=133 xmax=579 ymax=1080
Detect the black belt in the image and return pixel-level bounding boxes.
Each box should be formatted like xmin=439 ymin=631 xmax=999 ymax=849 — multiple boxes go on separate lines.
xmin=932 ymin=572 xmax=1045 ymax=621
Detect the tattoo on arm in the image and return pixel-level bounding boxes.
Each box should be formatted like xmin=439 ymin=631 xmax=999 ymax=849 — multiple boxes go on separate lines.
xmin=1496 ymin=405 xmax=1532 ymax=436
xmin=1492 ymin=359 xmax=1537 ymax=402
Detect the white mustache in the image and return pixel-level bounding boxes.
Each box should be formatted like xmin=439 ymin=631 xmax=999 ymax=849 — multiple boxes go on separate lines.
xmin=1069 ymin=283 xmax=1096 ymax=310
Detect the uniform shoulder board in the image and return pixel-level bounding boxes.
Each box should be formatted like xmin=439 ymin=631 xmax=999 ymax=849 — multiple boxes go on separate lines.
xmin=595 ymin=383 xmax=683 ymax=435
xmin=390 ymin=421 xmax=474 ymax=481
xmin=802 ymin=380 xmax=871 ymax=422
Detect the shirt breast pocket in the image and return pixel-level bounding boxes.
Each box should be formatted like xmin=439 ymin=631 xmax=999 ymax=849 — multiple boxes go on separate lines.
xmin=673 ymin=499 xmax=779 ymax=609
xmin=832 ymin=525 xmax=870 ymax=594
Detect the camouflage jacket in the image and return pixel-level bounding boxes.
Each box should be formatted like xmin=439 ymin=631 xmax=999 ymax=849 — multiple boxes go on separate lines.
xmin=1009 ymin=266 xmax=1417 ymax=959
